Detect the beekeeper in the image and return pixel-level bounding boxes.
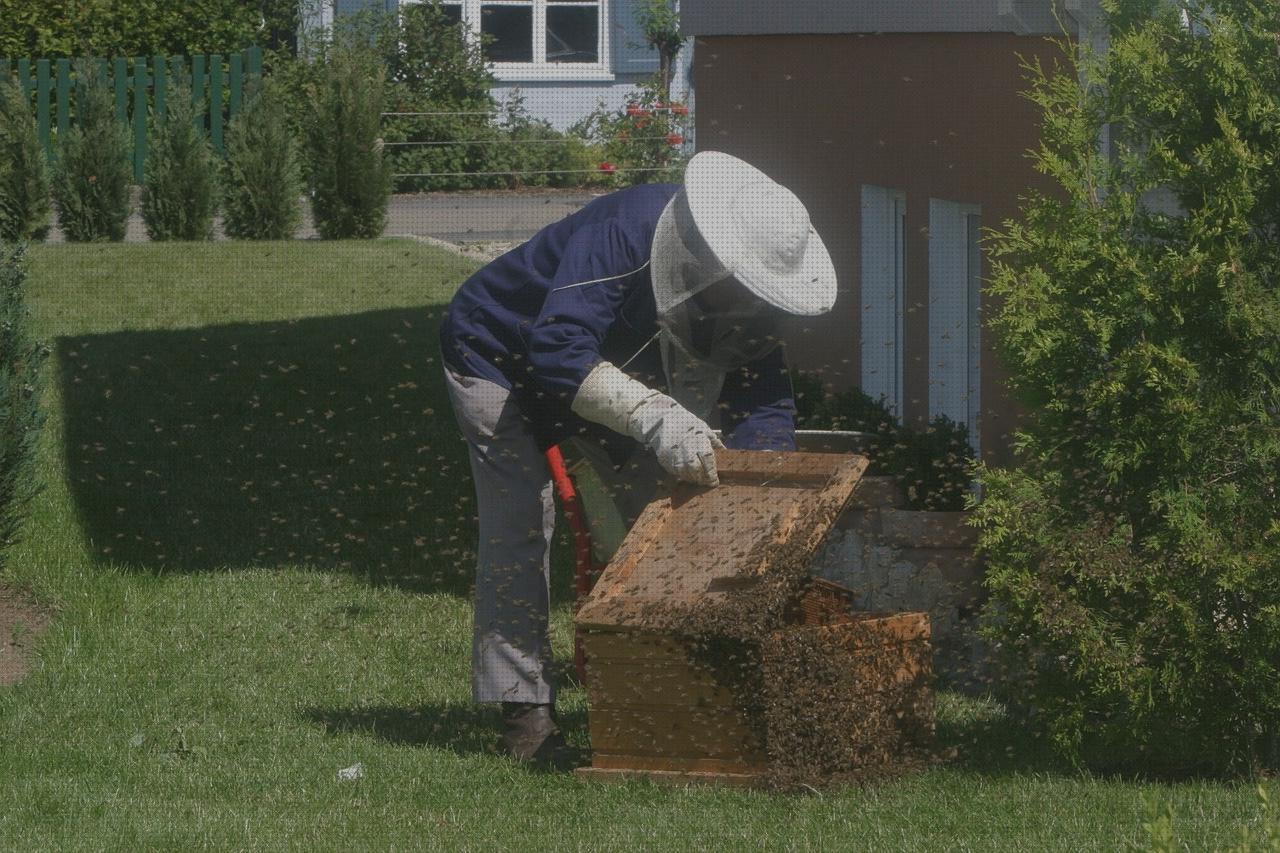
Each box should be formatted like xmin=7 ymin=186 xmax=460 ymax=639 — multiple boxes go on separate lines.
xmin=439 ymin=151 xmax=837 ymax=764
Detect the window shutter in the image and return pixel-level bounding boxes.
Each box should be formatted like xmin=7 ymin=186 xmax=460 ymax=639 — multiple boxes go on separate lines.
xmin=611 ymin=0 xmax=661 ymax=75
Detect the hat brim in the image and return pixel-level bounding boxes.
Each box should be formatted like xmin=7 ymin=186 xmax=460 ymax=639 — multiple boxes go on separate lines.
xmin=685 ymin=152 xmax=838 ymax=316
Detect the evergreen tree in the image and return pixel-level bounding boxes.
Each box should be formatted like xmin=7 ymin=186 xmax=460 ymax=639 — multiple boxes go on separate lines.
xmin=0 ymin=243 xmax=48 ymax=566
xmin=221 ymin=80 xmax=303 ymax=240
xmin=141 ymin=73 xmax=217 ymax=241
xmin=51 ymin=61 xmax=132 ymax=242
xmin=976 ymin=0 xmax=1280 ymax=775
xmin=0 ymin=76 xmax=51 ymax=242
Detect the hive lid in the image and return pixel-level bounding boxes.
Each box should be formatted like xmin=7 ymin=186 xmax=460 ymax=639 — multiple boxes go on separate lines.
xmin=576 ymin=450 xmax=869 ymax=630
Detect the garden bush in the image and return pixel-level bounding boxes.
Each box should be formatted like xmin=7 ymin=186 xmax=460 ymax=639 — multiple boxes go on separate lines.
xmin=573 ymin=79 xmax=688 ymax=189
xmin=302 ymin=43 xmax=391 ymax=239
xmin=793 ymin=371 xmax=973 ymax=511
xmin=221 ymin=80 xmax=303 ymax=240
xmin=0 ymin=76 xmax=51 ymax=242
xmin=0 ymin=243 xmax=48 ymax=566
xmin=0 ymin=0 xmax=298 ymax=61
xmin=50 ymin=61 xmax=132 ymax=242
xmin=974 ymin=0 xmax=1280 ymax=775
xmin=141 ymin=73 xmax=217 ymax=241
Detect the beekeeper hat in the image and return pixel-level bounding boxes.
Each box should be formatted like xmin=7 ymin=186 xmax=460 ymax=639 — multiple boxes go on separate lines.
xmin=682 ymin=151 xmax=837 ymax=316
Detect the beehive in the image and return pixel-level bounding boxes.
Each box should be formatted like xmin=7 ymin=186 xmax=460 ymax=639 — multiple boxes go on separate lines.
xmin=575 ymin=450 xmax=934 ymax=786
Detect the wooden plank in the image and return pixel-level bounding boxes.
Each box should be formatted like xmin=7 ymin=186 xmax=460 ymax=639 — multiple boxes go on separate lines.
xmin=581 ymin=629 xmax=690 ymax=663
xmin=228 ymin=52 xmax=243 ymax=119
xmin=152 ymin=54 xmax=167 ymax=120
xmin=587 ymin=705 xmax=764 ymax=760
xmin=575 ymin=765 xmax=763 ymax=787
xmin=209 ymin=54 xmax=223 ymax=152
xmin=55 ymin=58 xmax=69 ymax=144
xmin=190 ymin=55 xmax=206 ymax=131
xmin=35 ymin=60 xmax=49 ymax=159
xmin=17 ymin=58 xmax=32 ymax=100
xmin=588 ymin=753 xmax=763 ymax=775
xmin=577 ymin=450 xmax=869 ymax=629
xmin=113 ymin=58 xmax=127 ymax=124
xmin=791 ymin=577 xmax=856 ymax=625
xmin=132 ymin=58 xmax=147 ymax=182
xmin=586 ymin=660 xmax=734 ymax=709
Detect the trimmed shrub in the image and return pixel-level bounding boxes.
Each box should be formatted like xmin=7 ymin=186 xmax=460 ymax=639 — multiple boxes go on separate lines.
xmin=793 ymin=371 xmax=973 ymax=511
xmin=0 ymin=76 xmax=51 ymax=242
xmin=975 ymin=0 xmax=1280 ymax=775
xmin=302 ymin=44 xmax=391 ymax=239
xmin=0 ymin=0 xmax=299 ymax=61
xmin=141 ymin=73 xmax=217 ymax=241
xmin=51 ymin=61 xmax=132 ymax=242
xmin=0 ymin=243 xmax=48 ymax=565
xmin=221 ymin=80 xmax=303 ymax=240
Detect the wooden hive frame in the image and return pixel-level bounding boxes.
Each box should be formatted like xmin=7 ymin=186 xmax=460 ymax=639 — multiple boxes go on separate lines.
xmin=574 ymin=450 xmax=934 ymax=786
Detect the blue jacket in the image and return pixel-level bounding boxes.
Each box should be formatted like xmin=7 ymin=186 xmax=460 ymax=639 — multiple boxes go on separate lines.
xmin=439 ymin=183 xmax=796 ymax=459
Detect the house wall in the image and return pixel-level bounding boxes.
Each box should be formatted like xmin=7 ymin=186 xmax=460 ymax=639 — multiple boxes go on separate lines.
xmin=692 ymin=32 xmax=1070 ymax=465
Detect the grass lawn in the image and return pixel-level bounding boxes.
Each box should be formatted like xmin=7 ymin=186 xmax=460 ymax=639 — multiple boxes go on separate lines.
xmin=0 ymin=239 xmax=1270 ymax=850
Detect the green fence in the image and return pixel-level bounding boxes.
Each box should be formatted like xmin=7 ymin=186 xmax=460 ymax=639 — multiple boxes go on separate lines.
xmin=0 ymin=47 xmax=263 ymax=182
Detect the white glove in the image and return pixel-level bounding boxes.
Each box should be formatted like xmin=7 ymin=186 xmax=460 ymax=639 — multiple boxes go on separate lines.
xmin=572 ymin=361 xmax=725 ymax=486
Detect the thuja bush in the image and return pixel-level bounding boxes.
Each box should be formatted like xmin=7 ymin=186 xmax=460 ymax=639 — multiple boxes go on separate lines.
xmin=0 ymin=244 xmax=48 ymax=566
xmin=302 ymin=43 xmax=391 ymax=239
xmin=0 ymin=76 xmax=51 ymax=242
xmin=793 ymin=371 xmax=973 ymax=511
xmin=142 ymin=73 xmax=217 ymax=241
xmin=975 ymin=0 xmax=1280 ymax=775
xmin=221 ymin=80 xmax=303 ymax=239
xmin=51 ymin=62 xmax=132 ymax=242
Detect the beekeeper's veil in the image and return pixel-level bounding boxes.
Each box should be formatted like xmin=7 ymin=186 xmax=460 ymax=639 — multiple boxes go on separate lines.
xmin=648 ymin=152 xmax=838 ymax=413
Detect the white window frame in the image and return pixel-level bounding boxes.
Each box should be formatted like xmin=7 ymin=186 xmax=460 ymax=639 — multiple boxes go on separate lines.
xmin=927 ymin=198 xmax=983 ymax=455
xmin=410 ymin=0 xmax=614 ymax=81
xmin=859 ymin=185 xmax=906 ymax=416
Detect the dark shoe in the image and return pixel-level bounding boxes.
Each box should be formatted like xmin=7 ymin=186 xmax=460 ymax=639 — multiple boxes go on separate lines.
xmin=501 ymin=703 xmax=584 ymax=770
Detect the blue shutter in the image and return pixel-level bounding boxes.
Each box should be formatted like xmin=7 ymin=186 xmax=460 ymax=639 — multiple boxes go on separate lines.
xmin=611 ymin=0 xmax=661 ymax=75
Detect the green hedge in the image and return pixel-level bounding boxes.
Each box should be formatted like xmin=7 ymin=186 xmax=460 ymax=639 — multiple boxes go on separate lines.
xmin=0 ymin=0 xmax=298 ymax=60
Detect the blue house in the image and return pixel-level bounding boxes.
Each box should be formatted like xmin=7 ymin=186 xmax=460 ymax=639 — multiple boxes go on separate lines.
xmin=302 ymin=0 xmax=692 ymax=130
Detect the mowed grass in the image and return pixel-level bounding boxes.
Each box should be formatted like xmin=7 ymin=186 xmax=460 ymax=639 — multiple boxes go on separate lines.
xmin=0 ymin=240 xmax=1267 ymax=850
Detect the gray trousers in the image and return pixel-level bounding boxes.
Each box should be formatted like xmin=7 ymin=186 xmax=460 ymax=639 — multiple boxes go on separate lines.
xmin=444 ymin=365 xmax=666 ymax=704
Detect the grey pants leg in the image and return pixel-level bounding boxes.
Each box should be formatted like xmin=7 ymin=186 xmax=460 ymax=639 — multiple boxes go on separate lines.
xmin=444 ymin=367 xmax=555 ymax=705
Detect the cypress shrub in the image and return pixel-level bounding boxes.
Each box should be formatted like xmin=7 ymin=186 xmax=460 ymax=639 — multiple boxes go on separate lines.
xmin=0 ymin=76 xmax=51 ymax=242
xmin=976 ymin=0 xmax=1280 ymax=775
xmin=303 ymin=45 xmax=391 ymax=239
xmin=141 ymin=73 xmax=217 ymax=241
xmin=221 ymin=80 xmax=303 ymax=240
xmin=0 ymin=243 xmax=48 ymax=565
xmin=51 ymin=62 xmax=132 ymax=242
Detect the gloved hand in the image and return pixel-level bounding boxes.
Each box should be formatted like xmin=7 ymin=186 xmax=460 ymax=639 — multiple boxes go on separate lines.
xmin=628 ymin=393 xmax=724 ymax=486
xmin=572 ymin=361 xmax=724 ymax=486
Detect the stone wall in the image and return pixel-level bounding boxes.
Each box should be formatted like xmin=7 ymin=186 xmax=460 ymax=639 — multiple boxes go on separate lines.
xmin=809 ymin=476 xmax=987 ymax=685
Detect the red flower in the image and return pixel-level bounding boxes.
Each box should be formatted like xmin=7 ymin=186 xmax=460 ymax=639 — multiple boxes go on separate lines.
xmin=665 ymin=133 xmax=684 ymax=146
xmin=598 ymin=162 xmax=617 ymax=174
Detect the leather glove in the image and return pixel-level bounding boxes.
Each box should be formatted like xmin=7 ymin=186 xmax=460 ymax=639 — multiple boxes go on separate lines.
xmin=572 ymin=361 xmax=724 ymax=486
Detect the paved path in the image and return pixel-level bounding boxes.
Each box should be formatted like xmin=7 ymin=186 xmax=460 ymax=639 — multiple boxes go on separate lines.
xmin=47 ymin=188 xmax=603 ymax=257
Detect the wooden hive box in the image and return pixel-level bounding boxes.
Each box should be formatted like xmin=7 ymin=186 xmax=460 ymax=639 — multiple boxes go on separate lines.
xmin=575 ymin=450 xmax=934 ymax=787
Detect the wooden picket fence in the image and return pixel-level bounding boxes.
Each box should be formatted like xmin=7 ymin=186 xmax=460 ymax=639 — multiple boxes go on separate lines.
xmin=0 ymin=47 xmax=264 ymax=181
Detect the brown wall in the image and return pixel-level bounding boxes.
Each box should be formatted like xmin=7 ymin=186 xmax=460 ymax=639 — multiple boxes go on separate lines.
xmin=693 ymin=32 xmax=1070 ymax=465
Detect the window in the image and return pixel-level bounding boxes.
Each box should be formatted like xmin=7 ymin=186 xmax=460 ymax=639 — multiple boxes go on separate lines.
xmin=860 ymin=185 xmax=906 ymax=415
xmin=927 ymin=198 xmax=982 ymax=454
xmin=431 ymin=0 xmax=608 ymax=77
